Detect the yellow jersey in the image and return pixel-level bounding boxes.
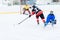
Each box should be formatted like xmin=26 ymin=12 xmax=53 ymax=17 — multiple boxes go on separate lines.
xmin=23 ymin=5 xmax=30 ymax=10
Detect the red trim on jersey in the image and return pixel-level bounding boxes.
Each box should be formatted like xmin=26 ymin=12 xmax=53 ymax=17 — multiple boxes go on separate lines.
xmin=36 ymin=11 xmax=43 ymax=16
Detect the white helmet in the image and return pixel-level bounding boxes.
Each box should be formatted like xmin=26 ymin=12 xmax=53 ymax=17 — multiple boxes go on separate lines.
xmin=50 ymin=10 xmax=53 ymax=14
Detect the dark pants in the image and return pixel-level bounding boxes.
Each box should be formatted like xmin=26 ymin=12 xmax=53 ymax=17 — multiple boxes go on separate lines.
xmin=23 ymin=9 xmax=31 ymax=14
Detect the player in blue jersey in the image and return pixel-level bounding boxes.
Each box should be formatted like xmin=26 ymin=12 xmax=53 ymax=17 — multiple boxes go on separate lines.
xmin=44 ymin=11 xmax=56 ymax=26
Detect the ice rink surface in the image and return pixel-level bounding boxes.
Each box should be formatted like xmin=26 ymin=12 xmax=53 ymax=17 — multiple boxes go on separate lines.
xmin=0 ymin=5 xmax=60 ymax=40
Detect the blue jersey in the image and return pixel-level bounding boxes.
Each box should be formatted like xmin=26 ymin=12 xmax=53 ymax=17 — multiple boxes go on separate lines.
xmin=46 ymin=14 xmax=55 ymax=23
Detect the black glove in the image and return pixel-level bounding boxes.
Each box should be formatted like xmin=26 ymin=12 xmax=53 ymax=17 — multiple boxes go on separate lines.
xmin=29 ymin=15 xmax=31 ymax=17
xmin=30 ymin=7 xmax=31 ymax=8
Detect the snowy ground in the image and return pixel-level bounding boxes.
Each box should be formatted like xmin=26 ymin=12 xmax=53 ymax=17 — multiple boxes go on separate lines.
xmin=0 ymin=5 xmax=60 ymax=40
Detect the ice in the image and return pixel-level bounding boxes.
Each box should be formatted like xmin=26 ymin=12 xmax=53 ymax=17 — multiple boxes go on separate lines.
xmin=0 ymin=5 xmax=60 ymax=40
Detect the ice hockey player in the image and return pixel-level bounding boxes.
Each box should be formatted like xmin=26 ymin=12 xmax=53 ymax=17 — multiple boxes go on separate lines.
xmin=44 ymin=11 xmax=56 ymax=26
xmin=23 ymin=4 xmax=31 ymax=15
xmin=29 ymin=4 xmax=45 ymax=24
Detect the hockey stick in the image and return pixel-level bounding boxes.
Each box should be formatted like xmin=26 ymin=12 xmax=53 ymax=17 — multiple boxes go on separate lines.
xmin=18 ymin=16 xmax=29 ymax=24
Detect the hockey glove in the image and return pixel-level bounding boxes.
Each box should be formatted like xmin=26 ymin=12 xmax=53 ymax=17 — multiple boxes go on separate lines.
xmin=29 ymin=15 xmax=31 ymax=17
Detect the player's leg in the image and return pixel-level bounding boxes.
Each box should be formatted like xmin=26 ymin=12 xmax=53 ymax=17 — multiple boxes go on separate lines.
xmin=36 ymin=15 xmax=39 ymax=24
xmin=27 ymin=9 xmax=31 ymax=14
xmin=40 ymin=14 xmax=45 ymax=23
xmin=23 ymin=10 xmax=26 ymax=14
xmin=36 ymin=10 xmax=45 ymax=23
xmin=44 ymin=17 xmax=50 ymax=26
xmin=36 ymin=11 xmax=41 ymax=24
xmin=54 ymin=19 xmax=56 ymax=24
xmin=51 ymin=19 xmax=56 ymax=26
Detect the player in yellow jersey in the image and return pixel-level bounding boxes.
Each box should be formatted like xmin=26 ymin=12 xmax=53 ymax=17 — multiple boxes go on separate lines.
xmin=23 ymin=4 xmax=31 ymax=15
